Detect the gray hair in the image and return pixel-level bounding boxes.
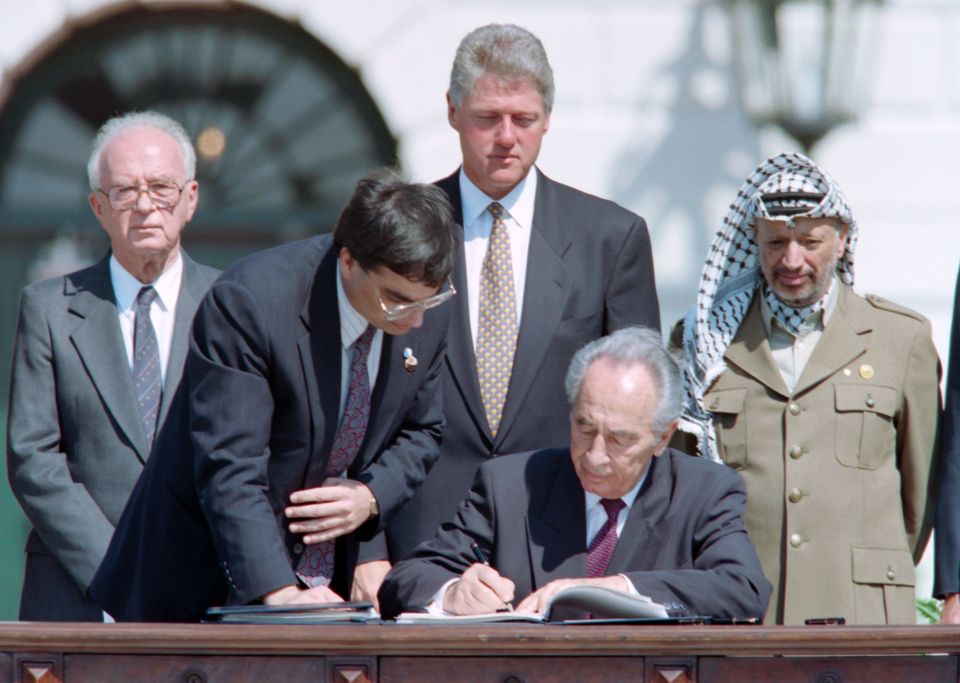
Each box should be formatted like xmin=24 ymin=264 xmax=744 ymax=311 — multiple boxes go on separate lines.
xmin=87 ymin=111 xmax=196 ymax=191
xmin=449 ymin=23 xmax=555 ymax=113
xmin=565 ymin=326 xmax=681 ymax=434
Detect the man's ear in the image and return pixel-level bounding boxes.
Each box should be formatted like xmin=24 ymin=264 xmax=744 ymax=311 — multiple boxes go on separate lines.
xmin=652 ymin=420 xmax=679 ymax=457
xmin=446 ymin=92 xmax=458 ymax=128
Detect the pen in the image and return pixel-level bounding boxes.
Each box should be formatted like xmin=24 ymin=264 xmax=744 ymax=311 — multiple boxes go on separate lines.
xmin=469 ymin=543 xmax=513 ymax=612
xmin=470 ymin=542 xmax=490 ymax=565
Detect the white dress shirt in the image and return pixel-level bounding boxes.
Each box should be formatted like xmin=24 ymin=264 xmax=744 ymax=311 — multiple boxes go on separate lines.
xmin=459 ymin=168 xmax=537 ymax=347
xmin=111 ymin=253 xmax=183 ymax=380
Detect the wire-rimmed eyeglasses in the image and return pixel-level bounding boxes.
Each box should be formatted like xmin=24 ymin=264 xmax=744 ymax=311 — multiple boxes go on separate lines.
xmin=97 ymin=180 xmax=187 ymax=211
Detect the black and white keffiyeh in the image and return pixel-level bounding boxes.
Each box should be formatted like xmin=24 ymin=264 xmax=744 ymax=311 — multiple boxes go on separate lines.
xmin=678 ymin=152 xmax=858 ymax=461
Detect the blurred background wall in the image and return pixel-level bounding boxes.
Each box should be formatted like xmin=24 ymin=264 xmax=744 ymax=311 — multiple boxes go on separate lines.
xmin=0 ymin=0 xmax=956 ymax=620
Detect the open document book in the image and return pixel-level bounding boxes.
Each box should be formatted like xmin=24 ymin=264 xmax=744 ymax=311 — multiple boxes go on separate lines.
xmin=395 ymin=585 xmax=673 ymax=624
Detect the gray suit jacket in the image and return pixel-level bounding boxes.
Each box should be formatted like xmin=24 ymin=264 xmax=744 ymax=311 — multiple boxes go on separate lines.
xmin=6 ymin=251 xmax=219 ymax=621
xmin=379 ymin=448 xmax=771 ymax=620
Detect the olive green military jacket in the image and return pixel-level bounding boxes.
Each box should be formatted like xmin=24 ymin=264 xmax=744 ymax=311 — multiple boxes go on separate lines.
xmin=702 ymin=284 xmax=941 ymax=625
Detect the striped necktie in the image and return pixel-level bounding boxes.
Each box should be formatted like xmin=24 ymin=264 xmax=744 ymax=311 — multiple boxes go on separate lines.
xmin=587 ymin=498 xmax=626 ymax=577
xmin=132 ymin=286 xmax=162 ymax=451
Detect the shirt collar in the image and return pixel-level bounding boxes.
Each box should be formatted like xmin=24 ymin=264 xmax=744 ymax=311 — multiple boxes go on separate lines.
xmin=336 ymin=259 xmax=373 ymax=348
xmin=109 ymin=251 xmax=183 ymax=313
xmin=584 ymin=462 xmax=649 ymax=513
xmin=459 ymin=166 xmax=538 ymax=230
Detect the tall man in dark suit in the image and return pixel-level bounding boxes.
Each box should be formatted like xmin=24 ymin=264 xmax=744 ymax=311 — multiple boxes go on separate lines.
xmin=379 ymin=327 xmax=770 ymax=619
xmin=366 ymin=23 xmax=661 ymax=592
xmin=934 ymin=264 xmax=960 ymax=624
xmin=6 ymin=111 xmax=219 ymax=621
xmin=91 ymin=170 xmax=457 ymax=620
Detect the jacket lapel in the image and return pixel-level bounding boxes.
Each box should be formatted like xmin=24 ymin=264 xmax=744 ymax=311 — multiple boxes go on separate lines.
xmin=793 ymin=284 xmax=870 ymax=396
xmin=437 ymin=172 xmax=491 ymax=444
xmin=358 ymin=332 xmax=417 ymax=471
xmin=158 ymin=252 xmax=202 ymax=429
xmin=607 ymin=456 xmax=666 ymax=574
xmin=723 ymin=295 xmax=790 ymax=398
xmin=300 ymin=243 xmax=343 ymax=487
xmin=497 ymin=171 xmax=570 ymax=448
xmin=528 ymin=455 xmax=588 ymax=588
xmin=68 ymin=256 xmax=149 ymax=460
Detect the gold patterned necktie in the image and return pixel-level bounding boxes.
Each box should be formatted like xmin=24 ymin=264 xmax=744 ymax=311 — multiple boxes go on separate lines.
xmin=476 ymin=202 xmax=518 ymax=438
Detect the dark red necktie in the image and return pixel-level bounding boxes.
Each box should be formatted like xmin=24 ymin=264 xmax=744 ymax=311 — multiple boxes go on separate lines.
xmin=586 ymin=498 xmax=626 ymax=577
xmin=297 ymin=325 xmax=375 ymax=586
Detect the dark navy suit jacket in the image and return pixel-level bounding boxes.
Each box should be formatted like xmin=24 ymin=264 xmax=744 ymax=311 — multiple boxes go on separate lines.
xmin=92 ymin=235 xmax=448 ymax=621
xmin=375 ymin=168 xmax=661 ymax=563
xmin=379 ymin=448 xmax=771 ymax=620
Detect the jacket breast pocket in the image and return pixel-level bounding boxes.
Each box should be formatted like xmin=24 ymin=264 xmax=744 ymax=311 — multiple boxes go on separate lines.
xmin=705 ymin=388 xmax=747 ymax=469
xmin=834 ymin=384 xmax=898 ymax=470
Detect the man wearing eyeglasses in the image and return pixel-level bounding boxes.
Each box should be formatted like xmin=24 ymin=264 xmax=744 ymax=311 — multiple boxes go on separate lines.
xmin=6 ymin=111 xmax=219 ymax=621
xmin=91 ymin=169 xmax=457 ymax=621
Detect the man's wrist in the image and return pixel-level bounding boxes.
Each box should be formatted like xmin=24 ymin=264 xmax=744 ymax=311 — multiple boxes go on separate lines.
xmin=366 ymin=486 xmax=379 ymax=518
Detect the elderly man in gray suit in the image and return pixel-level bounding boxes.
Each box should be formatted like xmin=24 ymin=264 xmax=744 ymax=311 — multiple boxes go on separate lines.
xmin=6 ymin=111 xmax=219 ymax=621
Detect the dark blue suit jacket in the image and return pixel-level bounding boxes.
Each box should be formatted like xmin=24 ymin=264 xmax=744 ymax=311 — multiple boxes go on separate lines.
xmin=935 ymin=265 xmax=960 ymax=598
xmin=92 ymin=235 xmax=448 ymax=621
xmin=375 ymin=169 xmax=661 ymax=563
xmin=379 ymin=448 xmax=771 ymax=620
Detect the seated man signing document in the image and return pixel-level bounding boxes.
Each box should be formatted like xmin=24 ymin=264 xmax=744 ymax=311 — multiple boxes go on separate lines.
xmin=378 ymin=327 xmax=771 ymax=619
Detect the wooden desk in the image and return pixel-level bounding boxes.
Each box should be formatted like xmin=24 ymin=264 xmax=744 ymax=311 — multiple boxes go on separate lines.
xmin=1 ymin=622 xmax=958 ymax=682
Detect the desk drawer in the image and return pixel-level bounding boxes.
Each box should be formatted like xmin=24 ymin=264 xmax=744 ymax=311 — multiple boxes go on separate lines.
xmin=700 ymin=655 xmax=956 ymax=683
xmin=381 ymin=657 xmax=645 ymax=683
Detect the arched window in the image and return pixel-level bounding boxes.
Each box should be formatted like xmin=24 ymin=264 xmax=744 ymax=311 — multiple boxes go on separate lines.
xmin=0 ymin=4 xmax=397 ymax=275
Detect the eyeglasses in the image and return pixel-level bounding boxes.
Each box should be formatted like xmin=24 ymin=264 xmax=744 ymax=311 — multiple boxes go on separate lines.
xmin=98 ymin=180 xmax=187 ymax=211
xmin=365 ymin=271 xmax=457 ymax=321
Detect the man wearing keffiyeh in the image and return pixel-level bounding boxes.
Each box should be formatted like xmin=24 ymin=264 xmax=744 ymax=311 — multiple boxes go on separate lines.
xmin=674 ymin=152 xmax=942 ymax=625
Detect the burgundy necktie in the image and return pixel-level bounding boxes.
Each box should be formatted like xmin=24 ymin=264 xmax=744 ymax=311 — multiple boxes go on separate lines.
xmin=297 ymin=325 xmax=375 ymax=586
xmin=586 ymin=498 xmax=626 ymax=578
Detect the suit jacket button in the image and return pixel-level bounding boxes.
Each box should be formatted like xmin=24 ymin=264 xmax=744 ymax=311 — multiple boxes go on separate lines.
xmin=788 ymin=488 xmax=803 ymax=503
xmin=886 ymin=569 xmax=896 ymax=581
xmin=788 ymin=403 xmax=801 ymax=416
xmin=789 ymin=445 xmax=803 ymax=459
xmin=293 ymin=543 xmax=304 ymax=555
xmin=865 ymin=396 xmax=876 ymax=408
xmin=789 ymin=533 xmax=803 ymax=548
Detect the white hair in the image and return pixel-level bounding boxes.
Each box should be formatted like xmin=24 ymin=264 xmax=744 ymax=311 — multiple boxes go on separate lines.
xmin=87 ymin=111 xmax=196 ymax=190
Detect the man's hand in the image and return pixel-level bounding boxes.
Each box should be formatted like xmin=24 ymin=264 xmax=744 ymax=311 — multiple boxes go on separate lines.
xmin=941 ymin=593 xmax=960 ymax=624
xmin=443 ymin=564 xmax=516 ymax=615
xmin=286 ymin=478 xmax=377 ymax=543
xmin=262 ymin=584 xmax=344 ymax=605
xmin=351 ymin=560 xmax=391 ymax=612
xmin=515 ymin=575 xmax=628 ymax=615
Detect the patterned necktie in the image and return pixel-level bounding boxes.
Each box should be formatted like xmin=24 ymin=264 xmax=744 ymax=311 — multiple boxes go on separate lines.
xmin=587 ymin=498 xmax=626 ymax=578
xmin=476 ymin=202 xmax=518 ymax=438
xmin=132 ymin=286 xmax=162 ymax=451
xmin=297 ymin=324 xmax=375 ymax=587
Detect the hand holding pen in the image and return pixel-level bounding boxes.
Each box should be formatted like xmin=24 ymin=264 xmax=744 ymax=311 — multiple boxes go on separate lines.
xmin=441 ymin=543 xmax=515 ymax=614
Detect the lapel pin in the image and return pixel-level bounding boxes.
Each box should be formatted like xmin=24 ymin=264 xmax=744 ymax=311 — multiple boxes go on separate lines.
xmin=859 ymin=364 xmax=874 ymax=380
xmin=843 ymin=368 xmax=852 ymax=377
xmin=403 ymin=347 xmax=418 ymax=373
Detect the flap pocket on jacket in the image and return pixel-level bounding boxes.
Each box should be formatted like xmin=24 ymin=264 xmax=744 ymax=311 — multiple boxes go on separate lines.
xmin=704 ymin=388 xmax=747 ymax=469
xmin=852 ymin=546 xmax=914 ymax=587
xmin=835 ymin=384 xmax=897 ymax=417
xmin=835 ymin=385 xmax=898 ymax=469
